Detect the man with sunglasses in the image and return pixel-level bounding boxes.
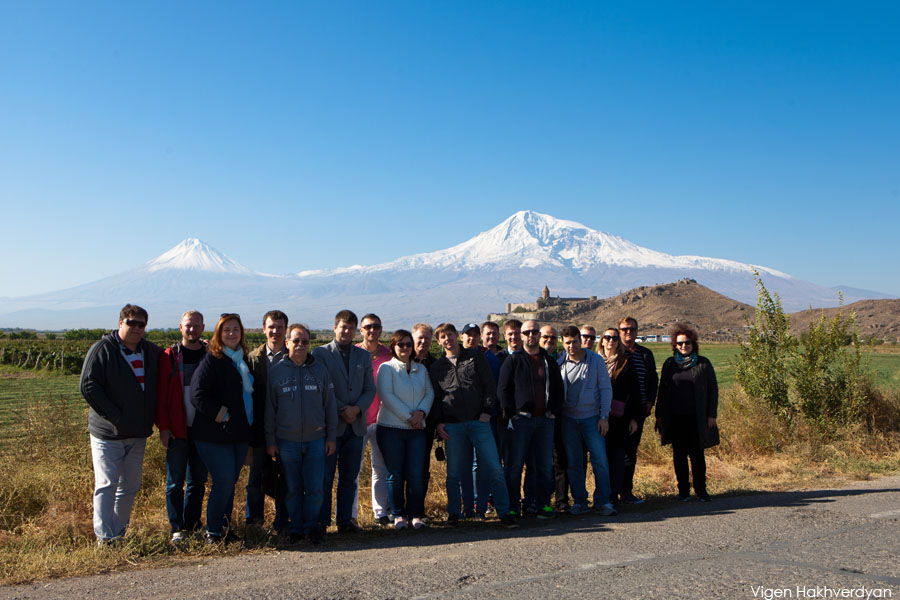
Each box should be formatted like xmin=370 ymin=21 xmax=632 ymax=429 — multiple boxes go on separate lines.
xmin=498 ymin=320 xmax=565 ymax=520
xmin=617 ymin=316 xmax=659 ymax=504
xmin=81 ymin=304 xmax=161 ymax=545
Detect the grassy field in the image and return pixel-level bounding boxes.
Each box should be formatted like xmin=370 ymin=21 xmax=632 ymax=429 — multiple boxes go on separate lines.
xmin=0 ymin=343 xmax=897 ymax=584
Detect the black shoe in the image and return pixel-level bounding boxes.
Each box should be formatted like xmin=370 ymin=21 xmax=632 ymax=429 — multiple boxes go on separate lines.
xmin=500 ymin=512 xmax=519 ymax=529
xmin=205 ymin=533 xmax=223 ymax=545
xmin=697 ymin=493 xmax=712 ymax=502
xmin=463 ymin=510 xmax=476 ymax=519
xmin=621 ymin=493 xmax=645 ymax=505
xmin=337 ymin=520 xmax=361 ymax=534
xmin=376 ymin=515 xmax=391 ymax=527
xmin=678 ymin=494 xmax=691 ymax=502
xmin=446 ymin=514 xmax=460 ymax=528
xmin=308 ymin=529 xmax=325 ymax=545
xmin=288 ymin=532 xmax=305 ymax=544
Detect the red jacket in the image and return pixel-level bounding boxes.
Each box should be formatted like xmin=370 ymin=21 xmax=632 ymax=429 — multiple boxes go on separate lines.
xmin=156 ymin=342 xmax=207 ymax=439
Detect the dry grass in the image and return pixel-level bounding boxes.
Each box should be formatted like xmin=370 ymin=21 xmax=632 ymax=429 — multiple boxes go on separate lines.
xmin=1 ymin=383 xmax=899 ymax=585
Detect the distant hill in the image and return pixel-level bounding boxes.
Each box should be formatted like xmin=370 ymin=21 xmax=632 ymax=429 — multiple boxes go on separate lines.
xmin=498 ymin=279 xmax=900 ymax=343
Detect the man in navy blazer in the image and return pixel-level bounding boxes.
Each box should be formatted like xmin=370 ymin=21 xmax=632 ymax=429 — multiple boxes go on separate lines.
xmin=313 ymin=309 xmax=376 ymax=533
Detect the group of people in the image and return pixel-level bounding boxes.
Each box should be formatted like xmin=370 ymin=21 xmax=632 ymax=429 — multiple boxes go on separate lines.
xmin=80 ymin=304 xmax=719 ymax=547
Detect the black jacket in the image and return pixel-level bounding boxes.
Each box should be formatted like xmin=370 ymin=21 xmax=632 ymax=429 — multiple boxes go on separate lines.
xmin=190 ymin=352 xmax=254 ymax=444
xmin=606 ymin=357 xmax=643 ymax=448
xmin=497 ymin=348 xmax=564 ymax=419
xmin=429 ymin=346 xmax=497 ymax=424
xmin=80 ymin=332 xmax=160 ymax=440
xmin=629 ymin=343 xmax=659 ymax=412
xmin=655 ymin=355 xmax=719 ymax=449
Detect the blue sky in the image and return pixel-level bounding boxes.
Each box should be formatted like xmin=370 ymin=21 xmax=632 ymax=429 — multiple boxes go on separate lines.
xmin=1 ymin=1 xmax=898 ymax=297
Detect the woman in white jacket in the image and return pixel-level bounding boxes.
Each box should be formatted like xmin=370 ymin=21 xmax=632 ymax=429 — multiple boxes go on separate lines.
xmin=376 ymin=329 xmax=434 ymax=529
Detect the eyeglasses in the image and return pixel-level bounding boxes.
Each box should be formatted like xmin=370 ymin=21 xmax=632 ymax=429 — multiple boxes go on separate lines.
xmin=290 ymin=339 xmax=310 ymax=346
xmin=540 ymin=335 xmax=557 ymax=341
xmin=676 ymin=340 xmax=693 ymax=347
xmin=396 ymin=342 xmax=413 ymax=349
xmin=124 ymin=319 xmax=146 ymax=329
xmin=581 ymin=334 xmax=596 ymax=340
xmin=619 ymin=326 xmax=636 ymax=332
xmin=361 ymin=324 xmax=382 ymax=330
xmin=602 ymin=335 xmax=620 ymax=341
xmin=522 ymin=329 xmax=540 ymax=336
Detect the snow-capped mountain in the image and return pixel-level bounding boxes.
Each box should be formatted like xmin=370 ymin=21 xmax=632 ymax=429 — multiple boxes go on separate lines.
xmin=0 ymin=211 xmax=891 ymax=329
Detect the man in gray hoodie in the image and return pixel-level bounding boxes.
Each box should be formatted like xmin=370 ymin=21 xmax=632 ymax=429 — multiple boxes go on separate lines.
xmin=266 ymin=323 xmax=337 ymax=544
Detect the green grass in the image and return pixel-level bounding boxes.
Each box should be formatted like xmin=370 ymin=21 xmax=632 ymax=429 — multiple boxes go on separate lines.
xmin=0 ymin=366 xmax=82 ymax=437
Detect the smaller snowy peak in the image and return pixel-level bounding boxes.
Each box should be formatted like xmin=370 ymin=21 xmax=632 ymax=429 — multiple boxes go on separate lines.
xmin=146 ymin=238 xmax=255 ymax=274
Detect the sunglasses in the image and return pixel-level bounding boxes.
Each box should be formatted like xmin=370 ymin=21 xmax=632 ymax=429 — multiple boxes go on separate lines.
xmin=396 ymin=342 xmax=413 ymax=349
xmin=540 ymin=335 xmax=557 ymax=340
xmin=522 ymin=329 xmax=540 ymax=336
xmin=676 ymin=340 xmax=693 ymax=347
xmin=618 ymin=326 xmax=636 ymax=332
xmin=289 ymin=338 xmax=310 ymax=346
xmin=124 ymin=319 xmax=146 ymax=329
xmin=581 ymin=334 xmax=596 ymax=340
xmin=602 ymin=335 xmax=620 ymax=341
xmin=361 ymin=324 xmax=382 ymax=330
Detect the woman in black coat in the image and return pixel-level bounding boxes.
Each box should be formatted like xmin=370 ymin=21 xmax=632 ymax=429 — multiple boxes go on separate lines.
xmin=654 ymin=323 xmax=719 ymax=502
xmin=191 ymin=313 xmax=254 ymax=542
xmin=597 ymin=328 xmax=642 ymax=505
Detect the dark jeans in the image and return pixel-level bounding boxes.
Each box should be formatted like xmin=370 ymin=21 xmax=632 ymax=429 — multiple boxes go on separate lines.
xmin=670 ymin=414 xmax=707 ymax=495
xmin=622 ymin=415 xmax=646 ymax=496
xmin=606 ymin=444 xmax=626 ymax=503
xmin=444 ymin=420 xmax=510 ymax=517
xmin=194 ymin=440 xmax=249 ymax=536
xmin=164 ymin=433 xmax=208 ymax=533
xmin=279 ymin=438 xmax=325 ymax=536
xmin=319 ymin=427 xmax=364 ymax=527
xmin=505 ymin=415 xmax=554 ymax=513
xmin=376 ymin=426 xmax=426 ymax=519
xmin=560 ymin=415 xmax=612 ymax=507
xmin=246 ymin=445 xmax=289 ymax=530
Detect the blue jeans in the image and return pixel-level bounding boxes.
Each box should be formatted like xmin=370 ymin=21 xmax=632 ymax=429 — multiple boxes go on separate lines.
xmin=319 ymin=427 xmax=364 ymax=527
xmin=195 ymin=440 xmax=249 ymax=536
xmin=246 ymin=445 xmax=289 ymax=530
xmin=376 ymin=426 xmax=426 ymax=519
xmin=561 ymin=415 xmax=612 ymax=506
xmin=505 ymin=415 xmax=554 ymax=512
xmin=278 ymin=438 xmax=325 ymax=535
xmin=165 ymin=433 xmax=208 ymax=532
xmin=444 ymin=420 xmax=509 ymax=517
xmin=89 ymin=435 xmax=146 ymax=540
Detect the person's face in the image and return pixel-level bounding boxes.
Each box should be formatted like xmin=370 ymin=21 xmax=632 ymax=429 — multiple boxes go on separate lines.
xmin=334 ymin=320 xmax=356 ymax=345
xmin=505 ymin=325 xmax=522 ymax=352
xmin=601 ymin=329 xmax=620 ymax=354
xmin=360 ymin=317 xmax=382 ymax=343
xmin=562 ymin=335 xmax=582 ymax=357
xmin=180 ymin=315 xmax=205 ymax=344
xmin=460 ymin=330 xmax=481 ymax=349
xmin=118 ymin=315 xmax=147 ymax=346
xmin=412 ymin=327 xmax=433 ymax=358
xmin=675 ymin=335 xmax=694 ymax=356
xmin=483 ymin=325 xmax=499 ymax=348
xmin=395 ymin=336 xmax=414 ymax=362
xmin=438 ymin=330 xmax=459 ymax=353
xmin=539 ymin=326 xmax=557 ymax=353
xmin=286 ymin=328 xmax=310 ymax=365
xmin=221 ymin=319 xmax=242 ymax=350
xmin=619 ymin=321 xmax=637 ymax=347
xmin=579 ymin=328 xmax=596 ymax=350
xmin=522 ymin=321 xmax=541 ymax=352
xmin=265 ymin=317 xmax=286 ymax=348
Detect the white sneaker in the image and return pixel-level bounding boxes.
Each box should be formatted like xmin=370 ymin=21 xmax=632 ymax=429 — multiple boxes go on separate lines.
xmin=394 ymin=516 xmax=407 ymax=530
xmin=171 ymin=531 xmax=184 ymax=543
xmin=411 ymin=517 xmax=426 ymax=529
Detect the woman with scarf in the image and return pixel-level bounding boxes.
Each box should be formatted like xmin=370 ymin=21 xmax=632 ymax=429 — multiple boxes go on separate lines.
xmin=654 ymin=322 xmax=719 ymax=502
xmin=597 ymin=327 xmax=642 ymax=505
xmin=191 ymin=313 xmax=254 ymax=543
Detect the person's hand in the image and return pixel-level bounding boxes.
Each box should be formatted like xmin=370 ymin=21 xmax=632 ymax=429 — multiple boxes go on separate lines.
xmin=597 ymin=418 xmax=609 ymax=437
xmin=325 ymin=441 xmax=336 ymax=456
xmin=437 ymin=423 xmax=449 ymax=441
xmin=340 ymin=405 xmax=362 ymax=423
xmin=707 ymin=417 xmax=717 ymax=429
xmin=159 ymin=429 xmax=173 ymax=448
xmin=478 ymin=412 xmax=491 ymax=423
xmin=267 ymin=444 xmax=278 ymax=457
xmin=408 ymin=410 xmax=425 ymax=429
xmin=628 ymin=419 xmax=638 ymax=435
xmin=547 ymin=412 xmax=556 ymax=419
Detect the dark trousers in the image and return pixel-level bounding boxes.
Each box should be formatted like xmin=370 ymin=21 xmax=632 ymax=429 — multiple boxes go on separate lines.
xmin=423 ymin=422 xmax=438 ymax=496
xmin=622 ymin=415 xmax=646 ymax=496
xmin=670 ymin=414 xmax=706 ymax=495
xmin=246 ymin=445 xmax=289 ymax=530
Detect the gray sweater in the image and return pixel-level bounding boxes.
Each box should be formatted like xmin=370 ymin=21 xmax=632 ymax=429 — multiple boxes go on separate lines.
xmin=265 ymin=354 xmax=338 ymax=446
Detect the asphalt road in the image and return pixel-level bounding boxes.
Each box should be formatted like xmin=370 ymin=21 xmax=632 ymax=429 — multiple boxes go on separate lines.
xmin=4 ymin=476 xmax=899 ymax=600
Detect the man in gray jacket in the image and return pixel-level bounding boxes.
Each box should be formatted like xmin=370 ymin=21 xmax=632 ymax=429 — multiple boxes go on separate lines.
xmin=312 ymin=309 xmax=375 ymax=533
xmin=267 ymin=323 xmax=337 ymax=544
xmin=80 ymin=304 xmax=161 ymax=545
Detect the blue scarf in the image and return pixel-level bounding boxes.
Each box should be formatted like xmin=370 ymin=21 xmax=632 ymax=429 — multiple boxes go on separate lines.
xmin=674 ymin=351 xmax=698 ymax=369
xmin=223 ymin=346 xmax=254 ymax=426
